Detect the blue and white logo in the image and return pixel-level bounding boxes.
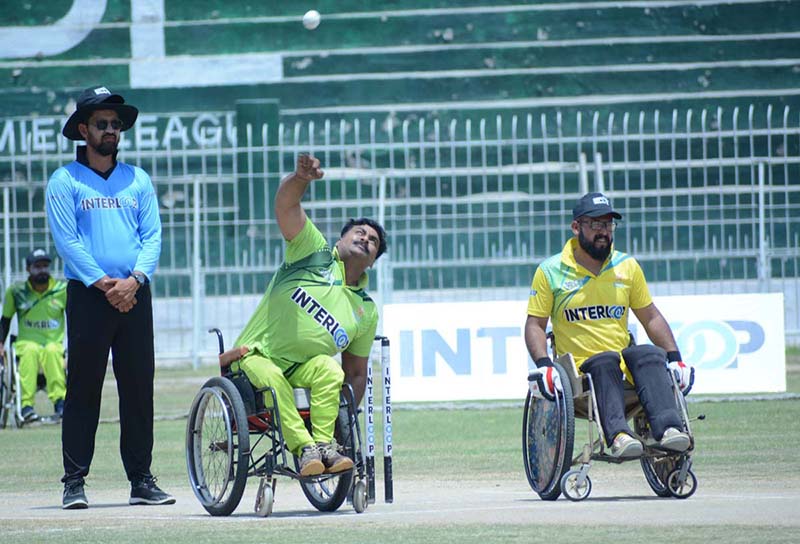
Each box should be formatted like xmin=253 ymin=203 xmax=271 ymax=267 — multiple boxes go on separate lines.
xmin=629 ymin=319 xmax=766 ymax=370
xmin=333 ymin=327 xmax=350 ymax=349
xmin=676 ymin=320 xmax=764 ymax=370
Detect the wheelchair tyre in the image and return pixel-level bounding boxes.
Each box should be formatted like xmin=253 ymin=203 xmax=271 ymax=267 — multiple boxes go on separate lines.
xmin=352 ymin=478 xmax=368 ymax=514
xmin=186 ymin=377 xmax=250 ymax=516
xmin=560 ymin=469 xmax=592 ymax=502
xmin=298 ymin=403 xmax=356 ymax=512
xmin=667 ymin=468 xmax=697 ymax=499
xmin=0 ymin=357 xmax=9 ymax=429
xmin=636 ymin=414 xmax=684 ymax=498
xmin=254 ymin=478 xmax=274 ymax=517
xmin=522 ymin=362 xmax=575 ymax=501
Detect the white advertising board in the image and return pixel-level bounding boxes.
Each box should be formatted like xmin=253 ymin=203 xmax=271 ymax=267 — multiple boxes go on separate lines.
xmin=382 ymin=293 xmax=785 ymax=402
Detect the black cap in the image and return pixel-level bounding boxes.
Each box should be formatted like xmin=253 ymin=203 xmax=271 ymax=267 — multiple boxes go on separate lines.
xmin=26 ymin=248 xmax=52 ymax=267
xmin=572 ymin=192 xmax=622 ymax=220
xmin=62 ymin=86 xmax=139 ymax=141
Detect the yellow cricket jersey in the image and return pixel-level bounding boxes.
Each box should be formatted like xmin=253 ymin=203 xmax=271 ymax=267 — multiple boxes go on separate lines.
xmin=527 ymin=238 xmax=653 ymax=370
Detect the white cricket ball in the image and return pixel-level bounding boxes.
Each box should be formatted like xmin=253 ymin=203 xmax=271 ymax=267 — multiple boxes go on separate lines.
xmin=302 ymin=10 xmax=321 ymax=30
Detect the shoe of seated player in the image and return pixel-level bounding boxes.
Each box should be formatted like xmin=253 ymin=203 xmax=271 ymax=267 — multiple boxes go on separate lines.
xmin=317 ymin=441 xmax=354 ymax=473
xmin=21 ymin=405 xmax=40 ymax=423
xmin=298 ymin=444 xmax=325 ymax=476
xmin=610 ymin=432 xmax=643 ymax=459
xmin=54 ymin=399 xmax=65 ymax=419
xmin=659 ymin=427 xmax=691 ymax=452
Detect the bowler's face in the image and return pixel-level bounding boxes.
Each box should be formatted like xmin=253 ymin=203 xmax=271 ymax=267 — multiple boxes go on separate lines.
xmin=336 ymin=224 xmax=381 ymax=271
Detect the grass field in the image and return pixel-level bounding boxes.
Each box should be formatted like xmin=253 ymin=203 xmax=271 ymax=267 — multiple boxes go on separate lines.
xmin=1 ymin=356 xmax=799 ymax=543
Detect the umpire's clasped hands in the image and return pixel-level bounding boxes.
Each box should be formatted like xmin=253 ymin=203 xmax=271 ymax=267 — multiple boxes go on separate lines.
xmin=93 ymin=275 xmax=138 ymax=313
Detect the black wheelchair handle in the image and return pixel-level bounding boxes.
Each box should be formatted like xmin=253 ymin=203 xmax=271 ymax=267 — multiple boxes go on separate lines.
xmin=208 ymin=328 xmax=225 ymax=354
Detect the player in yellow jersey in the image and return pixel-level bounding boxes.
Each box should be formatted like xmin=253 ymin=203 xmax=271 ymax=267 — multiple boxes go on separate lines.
xmin=525 ymin=192 xmax=694 ymax=458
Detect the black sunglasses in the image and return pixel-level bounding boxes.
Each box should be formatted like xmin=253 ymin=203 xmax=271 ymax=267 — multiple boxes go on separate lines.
xmin=90 ymin=119 xmax=124 ymax=131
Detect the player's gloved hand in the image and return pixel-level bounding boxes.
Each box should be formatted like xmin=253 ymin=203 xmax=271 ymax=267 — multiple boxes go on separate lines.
xmin=528 ymin=357 xmax=563 ymax=401
xmin=667 ymin=351 xmax=694 ymax=396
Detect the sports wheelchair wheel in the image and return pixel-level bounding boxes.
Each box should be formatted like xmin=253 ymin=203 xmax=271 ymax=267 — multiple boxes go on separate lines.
xmin=635 ymin=414 xmax=674 ymax=497
xmin=667 ymin=467 xmax=697 ymax=499
xmin=1 ymin=352 xmax=21 ymax=429
xmin=254 ymin=478 xmax=274 ymax=517
xmin=186 ymin=377 xmax=250 ymax=516
xmin=352 ymin=479 xmax=368 ymax=513
xmin=0 ymin=356 xmax=9 ymax=429
xmin=560 ymin=469 xmax=592 ymax=502
xmin=297 ymin=396 xmax=359 ymax=512
xmin=635 ymin=407 xmax=697 ymax=499
xmin=522 ymin=362 xmax=575 ymax=501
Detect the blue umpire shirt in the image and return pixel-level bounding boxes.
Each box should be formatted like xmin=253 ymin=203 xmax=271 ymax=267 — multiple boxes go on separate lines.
xmin=45 ymin=147 xmax=162 ymax=287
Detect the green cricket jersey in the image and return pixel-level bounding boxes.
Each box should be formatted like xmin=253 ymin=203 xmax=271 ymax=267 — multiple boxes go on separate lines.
xmin=235 ymin=218 xmax=379 ymax=370
xmin=2 ymin=278 xmax=67 ymax=346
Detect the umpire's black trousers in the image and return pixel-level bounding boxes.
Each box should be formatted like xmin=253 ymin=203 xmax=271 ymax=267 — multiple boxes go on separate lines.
xmin=62 ymin=280 xmax=155 ymax=484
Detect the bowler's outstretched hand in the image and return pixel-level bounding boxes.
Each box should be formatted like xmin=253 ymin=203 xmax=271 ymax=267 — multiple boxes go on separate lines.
xmin=295 ymin=154 xmax=324 ymax=182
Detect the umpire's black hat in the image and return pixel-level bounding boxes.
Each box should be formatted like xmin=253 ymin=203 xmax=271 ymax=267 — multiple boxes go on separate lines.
xmin=62 ymin=86 xmax=139 ymax=141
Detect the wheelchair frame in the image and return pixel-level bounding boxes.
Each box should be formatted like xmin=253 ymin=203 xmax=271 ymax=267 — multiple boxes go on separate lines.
xmin=0 ymin=335 xmax=52 ymax=429
xmin=185 ymin=328 xmax=370 ymax=517
xmin=0 ymin=344 xmax=12 ymax=428
xmin=523 ymin=336 xmax=699 ymax=501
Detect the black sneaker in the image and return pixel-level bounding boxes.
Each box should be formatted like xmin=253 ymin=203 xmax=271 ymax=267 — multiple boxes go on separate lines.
xmin=129 ymin=476 xmax=176 ymax=505
xmin=54 ymin=399 xmax=65 ymax=418
xmin=21 ymin=405 xmax=40 ymax=423
xmin=62 ymin=479 xmax=88 ymax=510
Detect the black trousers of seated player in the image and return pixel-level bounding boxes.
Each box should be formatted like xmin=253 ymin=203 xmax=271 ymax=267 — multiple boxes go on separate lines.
xmin=61 ymin=281 xmax=155 ymax=484
xmin=580 ymin=346 xmax=681 ymax=446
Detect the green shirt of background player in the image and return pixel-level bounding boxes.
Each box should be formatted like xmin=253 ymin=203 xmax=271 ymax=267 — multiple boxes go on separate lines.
xmin=1 ymin=249 xmax=67 ymax=423
xmin=233 ymin=154 xmax=387 ymax=477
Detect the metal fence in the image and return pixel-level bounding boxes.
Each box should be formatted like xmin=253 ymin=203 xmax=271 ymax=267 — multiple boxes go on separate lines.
xmin=1 ymin=104 xmax=798 ymax=362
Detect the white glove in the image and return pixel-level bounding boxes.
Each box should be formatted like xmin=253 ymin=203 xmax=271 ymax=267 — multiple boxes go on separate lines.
xmin=528 ymin=365 xmax=563 ymax=402
xmin=668 ymin=360 xmax=694 ymax=395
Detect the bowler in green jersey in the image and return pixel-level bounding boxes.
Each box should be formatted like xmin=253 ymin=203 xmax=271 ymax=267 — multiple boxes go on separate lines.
xmin=235 ymin=155 xmax=387 ymax=476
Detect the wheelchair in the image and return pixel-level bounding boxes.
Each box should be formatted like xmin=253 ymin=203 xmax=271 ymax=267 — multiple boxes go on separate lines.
xmin=0 ymin=335 xmax=59 ymax=428
xmin=185 ymin=328 xmax=369 ymax=517
xmin=0 ymin=346 xmax=11 ymax=428
xmin=523 ymin=334 xmax=699 ymax=501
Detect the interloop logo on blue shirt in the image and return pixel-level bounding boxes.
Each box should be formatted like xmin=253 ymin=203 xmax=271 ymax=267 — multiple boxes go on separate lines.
xmin=80 ymin=196 xmax=138 ymax=210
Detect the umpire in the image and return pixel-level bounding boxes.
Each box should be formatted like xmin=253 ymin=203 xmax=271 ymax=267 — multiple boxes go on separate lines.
xmin=45 ymin=86 xmax=174 ymax=509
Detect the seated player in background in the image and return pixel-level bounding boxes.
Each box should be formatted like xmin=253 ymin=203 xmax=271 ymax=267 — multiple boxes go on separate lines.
xmin=0 ymin=249 xmax=67 ymax=422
